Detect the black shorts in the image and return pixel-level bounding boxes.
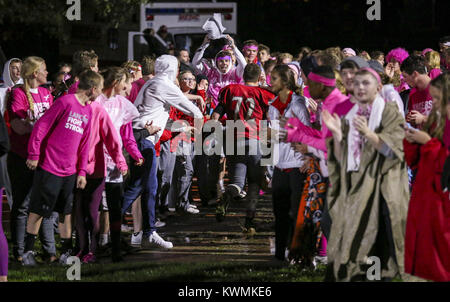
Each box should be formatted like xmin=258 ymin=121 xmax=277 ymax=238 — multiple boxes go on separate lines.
xmin=29 ymin=168 xmax=77 ymax=218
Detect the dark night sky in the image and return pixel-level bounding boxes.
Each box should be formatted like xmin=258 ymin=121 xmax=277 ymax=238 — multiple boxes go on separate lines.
xmin=1 ymin=0 xmax=449 ymax=72
xmin=234 ymin=0 xmax=450 ymax=54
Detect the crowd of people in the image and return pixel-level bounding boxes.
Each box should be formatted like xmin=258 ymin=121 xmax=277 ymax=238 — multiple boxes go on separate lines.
xmin=0 ymin=31 xmax=449 ymax=282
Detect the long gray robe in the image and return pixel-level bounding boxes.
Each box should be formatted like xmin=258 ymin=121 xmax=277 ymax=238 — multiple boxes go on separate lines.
xmin=325 ymin=102 xmax=410 ymax=281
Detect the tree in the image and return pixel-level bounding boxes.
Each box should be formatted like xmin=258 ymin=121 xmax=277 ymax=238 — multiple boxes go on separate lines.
xmin=0 ymin=0 xmax=153 ymax=42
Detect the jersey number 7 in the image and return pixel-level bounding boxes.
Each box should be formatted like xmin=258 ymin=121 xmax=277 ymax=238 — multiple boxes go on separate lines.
xmin=232 ymin=96 xmax=256 ymax=121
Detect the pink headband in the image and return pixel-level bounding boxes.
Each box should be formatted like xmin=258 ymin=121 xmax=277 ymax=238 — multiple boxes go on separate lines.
xmin=243 ymin=45 xmax=258 ymax=51
xmin=129 ymin=65 xmax=142 ymax=74
xmin=360 ymin=67 xmax=381 ymax=84
xmin=308 ymin=72 xmax=336 ymax=87
xmin=217 ymin=56 xmax=231 ymax=61
xmin=422 ymin=48 xmax=433 ymax=56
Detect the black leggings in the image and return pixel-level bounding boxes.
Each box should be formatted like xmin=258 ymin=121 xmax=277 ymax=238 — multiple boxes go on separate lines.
xmin=105 ymin=182 xmax=124 ymax=254
xmin=272 ymin=167 xmax=306 ymax=260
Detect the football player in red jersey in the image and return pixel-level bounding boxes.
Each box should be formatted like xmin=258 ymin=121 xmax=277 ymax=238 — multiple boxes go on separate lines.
xmin=212 ymin=63 xmax=275 ymax=233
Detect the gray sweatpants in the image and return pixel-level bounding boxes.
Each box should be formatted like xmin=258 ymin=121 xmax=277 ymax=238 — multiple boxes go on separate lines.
xmin=156 ymin=140 xmax=176 ymax=209
xmin=168 ymin=141 xmax=195 ymax=210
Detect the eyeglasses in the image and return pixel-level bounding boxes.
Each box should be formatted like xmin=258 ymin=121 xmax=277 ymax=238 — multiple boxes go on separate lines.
xmin=181 ymin=78 xmax=196 ymax=82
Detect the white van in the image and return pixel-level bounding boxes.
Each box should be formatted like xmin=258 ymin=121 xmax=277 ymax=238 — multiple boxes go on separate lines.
xmin=128 ymin=2 xmax=237 ymax=60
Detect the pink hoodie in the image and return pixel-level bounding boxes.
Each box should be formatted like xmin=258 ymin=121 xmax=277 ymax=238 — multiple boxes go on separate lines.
xmin=192 ymin=44 xmax=247 ymax=106
xmin=27 ymin=94 xmax=91 ymax=177
xmin=286 ymin=88 xmax=350 ymax=154
xmin=86 ymin=100 xmax=128 ymax=179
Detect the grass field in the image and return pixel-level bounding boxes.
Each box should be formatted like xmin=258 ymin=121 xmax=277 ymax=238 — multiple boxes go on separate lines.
xmin=7 ymin=260 xmax=328 ymax=282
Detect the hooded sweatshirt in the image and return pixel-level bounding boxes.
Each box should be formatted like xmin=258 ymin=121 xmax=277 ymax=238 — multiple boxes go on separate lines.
xmin=133 ymin=55 xmax=203 ymax=145
xmin=268 ymin=92 xmax=311 ymax=169
xmin=86 ymin=100 xmax=128 ymax=179
xmin=192 ymin=43 xmax=247 ymax=106
xmin=97 ymin=94 xmax=142 ymax=182
xmin=0 ymin=58 xmax=24 ymax=115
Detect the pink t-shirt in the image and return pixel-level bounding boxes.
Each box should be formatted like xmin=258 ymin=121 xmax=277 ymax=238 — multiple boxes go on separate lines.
xmin=27 ymin=94 xmax=92 ymax=177
xmin=97 ymin=94 xmax=142 ymax=182
xmin=408 ymin=85 xmax=433 ymax=116
xmin=86 ymin=100 xmax=128 ymax=179
xmin=8 ymin=86 xmax=53 ymax=158
xmin=429 ymin=68 xmax=441 ymax=80
xmin=127 ymin=78 xmax=146 ymax=103
xmin=68 ymin=81 xmax=79 ymax=94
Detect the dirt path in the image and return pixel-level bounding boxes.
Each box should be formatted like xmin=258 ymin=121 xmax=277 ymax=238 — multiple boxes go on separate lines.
xmin=121 ymin=179 xmax=276 ymax=264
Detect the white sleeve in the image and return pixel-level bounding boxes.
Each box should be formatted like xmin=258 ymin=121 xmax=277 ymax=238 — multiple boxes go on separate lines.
xmin=233 ymin=46 xmax=247 ymax=78
xmin=164 ymin=83 xmax=203 ymax=119
xmin=192 ymin=43 xmax=210 ymax=74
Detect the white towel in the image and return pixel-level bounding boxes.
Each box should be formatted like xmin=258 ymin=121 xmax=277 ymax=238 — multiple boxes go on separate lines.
xmin=346 ymin=94 xmax=385 ymax=172
xmin=202 ymin=13 xmax=226 ymax=40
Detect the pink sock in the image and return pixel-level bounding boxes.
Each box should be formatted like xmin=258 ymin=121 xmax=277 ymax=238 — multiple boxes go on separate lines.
xmin=317 ymin=234 xmax=327 ymax=257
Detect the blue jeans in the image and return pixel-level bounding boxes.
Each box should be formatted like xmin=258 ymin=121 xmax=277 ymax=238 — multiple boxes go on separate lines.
xmin=122 ymin=139 xmax=158 ymax=235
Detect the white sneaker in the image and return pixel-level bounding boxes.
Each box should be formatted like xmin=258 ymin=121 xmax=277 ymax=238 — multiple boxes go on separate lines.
xmin=314 ymin=256 xmax=328 ymax=265
xmin=131 ymin=231 xmax=143 ymax=245
xmin=149 ymin=231 xmax=173 ymax=249
xmin=155 ymin=219 xmax=166 ymax=228
xmin=189 ymin=204 xmax=198 ymax=209
xmin=184 ymin=206 xmax=199 ymax=214
xmin=168 ymin=207 xmax=176 ymax=212
xmin=59 ymin=250 xmax=72 ymax=266
xmin=22 ymin=251 xmax=37 ymax=266
xmin=99 ymin=234 xmax=109 ymax=246
xmin=121 ymin=224 xmax=133 ymax=232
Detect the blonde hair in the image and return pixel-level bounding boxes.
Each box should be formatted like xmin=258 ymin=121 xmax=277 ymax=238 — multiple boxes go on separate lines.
xmin=334 ymin=70 xmax=346 ymax=94
xmin=72 ymin=50 xmax=98 ymax=77
xmin=425 ymin=51 xmax=441 ymax=70
xmin=141 ymin=56 xmax=155 ymax=76
xmin=21 ymin=56 xmax=45 ymax=114
xmin=121 ymin=60 xmax=141 ymax=74
xmin=277 ymin=53 xmax=293 ymax=64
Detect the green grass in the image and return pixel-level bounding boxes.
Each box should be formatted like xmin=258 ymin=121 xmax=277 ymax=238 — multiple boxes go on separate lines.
xmin=7 ymin=261 xmax=328 ymax=282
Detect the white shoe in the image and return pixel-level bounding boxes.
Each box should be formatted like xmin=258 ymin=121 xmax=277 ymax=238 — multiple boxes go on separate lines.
xmin=189 ymin=204 xmax=198 ymax=209
xmin=184 ymin=206 xmax=199 ymax=214
xmin=121 ymin=224 xmax=133 ymax=232
xmin=131 ymin=231 xmax=143 ymax=245
xmin=149 ymin=231 xmax=173 ymax=249
xmin=99 ymin=234 xmax=109 ymax=246
xmin=22 ymin=251 xmax=37 ymax=266
xmin=155 ymin=219 xmax=166 ymax=228
xmin=314 ymin=256 xmax=328 ymax=265
xmin=168 ymin=207 xmax=176 ymax=212
xmin=59 ymin=250 xmax=72 ymax=266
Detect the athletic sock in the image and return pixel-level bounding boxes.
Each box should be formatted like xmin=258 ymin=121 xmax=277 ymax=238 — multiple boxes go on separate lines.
xmin=24 ymin=232 xmax=37 ymax=253
xmin=60 ymin=238 xmax=73 ymax=254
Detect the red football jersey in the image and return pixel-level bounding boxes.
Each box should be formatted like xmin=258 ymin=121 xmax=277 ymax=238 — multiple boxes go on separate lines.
xmin=218 ymin=84 xmax=275 ymax=139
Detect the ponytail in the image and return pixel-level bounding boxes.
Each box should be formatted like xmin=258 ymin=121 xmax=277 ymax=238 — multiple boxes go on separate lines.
xmin=21 ymin=56 xmax=45 ymax=119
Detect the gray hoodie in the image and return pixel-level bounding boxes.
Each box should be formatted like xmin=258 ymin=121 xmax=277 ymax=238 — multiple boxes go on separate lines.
xmin=133 ymin=55 xmax=203 ymax=144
